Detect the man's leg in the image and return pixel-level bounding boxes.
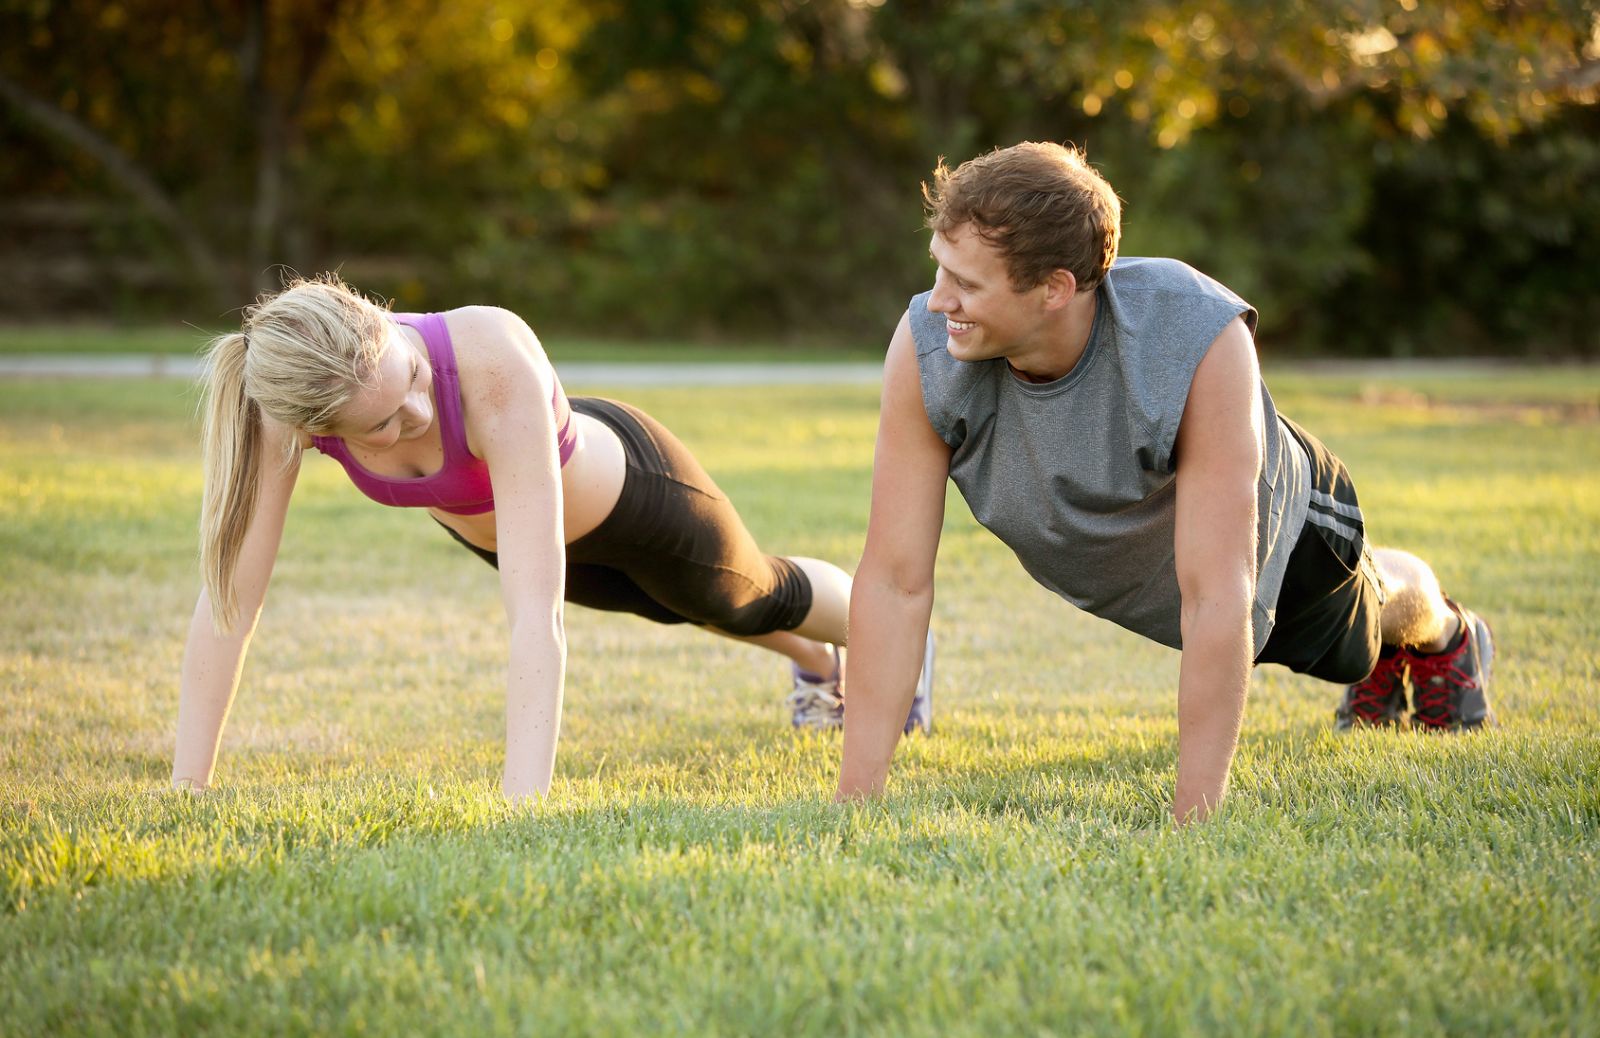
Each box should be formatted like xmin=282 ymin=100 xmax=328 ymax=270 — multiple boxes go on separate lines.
xmin=1371 ymin=547 xmax=1459 ymax=653
xmin=1362 ymin=547 xmax=1497 ymax=730
xmin=1263 ymin=415 xmax=1496 ymax=730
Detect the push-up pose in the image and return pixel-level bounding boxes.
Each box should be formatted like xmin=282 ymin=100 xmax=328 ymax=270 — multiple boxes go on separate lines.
xmin=174 ymin=276 xmax=930 ymax=800
xmin=838 ymin=142 xmax=1494 ymax=822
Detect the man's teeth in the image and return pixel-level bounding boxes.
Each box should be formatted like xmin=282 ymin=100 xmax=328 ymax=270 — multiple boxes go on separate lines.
xmin=948 ymin=320 xmax=975 ymax=331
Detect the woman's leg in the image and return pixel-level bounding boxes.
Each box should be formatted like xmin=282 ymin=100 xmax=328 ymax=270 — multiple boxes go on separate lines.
xmin=565 ymin=397 xmax=931 ymax=730
xmin=697 ymin=555 xmax=850 ymax=675
xmin=571 ymin=398 xmax=840 ymax=645
xmin=778 ymin=556 xmax=851 ymax=643
xmin=708 ymin=627 xmax=838 ymax=677
xmin=706 ymin=554 xmax=851 ymax=673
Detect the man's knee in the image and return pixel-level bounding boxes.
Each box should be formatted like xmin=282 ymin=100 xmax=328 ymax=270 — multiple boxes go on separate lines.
xmin=1372 ymin=546 xmax=1441 ymax=598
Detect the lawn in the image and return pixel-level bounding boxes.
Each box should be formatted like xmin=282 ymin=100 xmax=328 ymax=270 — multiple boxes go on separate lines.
xmin=1 ymin=365 xmax=1597 ymax=1035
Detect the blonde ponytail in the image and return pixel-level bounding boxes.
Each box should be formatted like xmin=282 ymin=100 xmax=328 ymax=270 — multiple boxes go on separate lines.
xmin=199 ymin=331 xmax=263 ymax=631
xmin=196 ymin=273 xmax=392 ymax=631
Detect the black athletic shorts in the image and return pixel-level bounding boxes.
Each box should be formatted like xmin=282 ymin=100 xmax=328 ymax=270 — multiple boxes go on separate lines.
xmin=1254 ymin=416 xmax=1386 ymax=684
xmin=441 ymin=396 xmax=813 ymax=636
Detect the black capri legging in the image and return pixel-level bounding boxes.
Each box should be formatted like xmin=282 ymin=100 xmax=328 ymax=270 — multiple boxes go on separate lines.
xmin=442 ymin=396 xmax=814 ymax=636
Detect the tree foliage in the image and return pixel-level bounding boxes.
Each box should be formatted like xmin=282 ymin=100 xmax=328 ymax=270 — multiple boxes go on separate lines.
xmin=2 ymin=0 xmax=1596 ymax=353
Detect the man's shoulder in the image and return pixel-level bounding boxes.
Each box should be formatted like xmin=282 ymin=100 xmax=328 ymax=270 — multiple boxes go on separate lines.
xmin=1110 ymin=257 xmax=1234 ymax=297
xmin=1106 ymin=257 xmax=1257 ymax=336
xmin=906 ymin=291 xmax=949 ymax=358
xmin=904 ymin=293 xmax=1001 ymax=442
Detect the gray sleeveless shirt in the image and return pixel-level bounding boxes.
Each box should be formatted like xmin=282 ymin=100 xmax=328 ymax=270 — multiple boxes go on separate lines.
xmin=912 ymin=256 xmax=1310 ymax=653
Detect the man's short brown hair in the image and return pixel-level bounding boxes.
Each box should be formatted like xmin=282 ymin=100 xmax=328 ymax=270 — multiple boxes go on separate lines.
xmin=923 ymin=142 xmax=1122 ymax=291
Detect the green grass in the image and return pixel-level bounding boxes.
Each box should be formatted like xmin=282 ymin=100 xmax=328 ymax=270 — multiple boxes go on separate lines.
xmin=2 ymin=367 xmax=1598 ymax=1035
xmin=0 ymin=325 xmax=216 ymax=356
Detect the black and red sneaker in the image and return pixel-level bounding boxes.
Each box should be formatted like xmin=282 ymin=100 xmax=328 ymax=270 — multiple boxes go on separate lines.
xmin=1408 ymin=599 xmax=1498 ymax=731
xmin=1335 ymin=646 xmax=1410 ymax=729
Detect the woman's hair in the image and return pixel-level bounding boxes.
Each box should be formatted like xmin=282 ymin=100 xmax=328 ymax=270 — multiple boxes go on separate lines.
xmin=923 ymin=141 xmax=1123 ymax=292
xmin=199 ymin=273 xmax=390 ymax=630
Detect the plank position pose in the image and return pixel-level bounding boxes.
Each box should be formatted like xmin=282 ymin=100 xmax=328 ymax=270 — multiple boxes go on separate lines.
xmin=837 ymin=142 xmax=1496 ymax=822
xmin=174 ymin=276 xmax=931 ymax=801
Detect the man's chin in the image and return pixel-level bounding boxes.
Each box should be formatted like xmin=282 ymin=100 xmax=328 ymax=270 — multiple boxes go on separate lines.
xmin=945 ymin=337 xmax=983 ymax=362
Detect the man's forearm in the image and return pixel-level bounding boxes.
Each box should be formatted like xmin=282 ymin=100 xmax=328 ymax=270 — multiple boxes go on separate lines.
xmin=1173 ymin=606 xmax=1253 ymax=823
xmin=836 ymin=574 xmax=932 ymax=800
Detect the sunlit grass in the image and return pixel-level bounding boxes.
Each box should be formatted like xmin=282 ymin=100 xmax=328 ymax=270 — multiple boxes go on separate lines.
xmin=2 ymin=370 xmax=1597 ymax=1035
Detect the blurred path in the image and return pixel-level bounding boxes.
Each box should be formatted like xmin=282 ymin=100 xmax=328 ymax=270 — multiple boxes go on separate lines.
xmin=4 ymin=354 xmax=1585 ymax=387
xmin=0 ymin=354 xmax=884 ymax=385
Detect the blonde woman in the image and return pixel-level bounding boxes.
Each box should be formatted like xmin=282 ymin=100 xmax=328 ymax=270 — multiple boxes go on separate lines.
xmin=174 ymin=276 xmax=932 ymax=801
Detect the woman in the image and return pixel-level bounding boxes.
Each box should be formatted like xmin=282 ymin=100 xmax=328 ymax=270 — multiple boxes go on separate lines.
xmin=173 ymin=275 xmax=932 ymax=801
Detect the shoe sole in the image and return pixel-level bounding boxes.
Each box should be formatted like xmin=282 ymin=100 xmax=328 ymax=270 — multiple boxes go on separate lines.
xmin=792 ymin=718 xmax=844 ymax=731
xmin=1463 ymin=609 xmax=1498 ymax=728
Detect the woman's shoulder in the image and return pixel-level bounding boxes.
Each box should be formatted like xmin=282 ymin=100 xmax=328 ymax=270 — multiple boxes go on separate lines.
xmin=435 ymin=304 xmax=536 ymax=338
xmin=437 ymin=306 xmax=547 ymax=367
xmin=439 ymin=306 xmax=554 ymax=418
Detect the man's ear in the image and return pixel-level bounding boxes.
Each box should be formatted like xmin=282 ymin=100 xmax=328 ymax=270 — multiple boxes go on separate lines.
xmin=1041 ymin=268 xmax=1078 ymax=311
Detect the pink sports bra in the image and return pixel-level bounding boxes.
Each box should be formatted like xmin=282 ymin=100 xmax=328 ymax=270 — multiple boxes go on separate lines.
xmin=310 ymin=312 xmax=578 ymax=515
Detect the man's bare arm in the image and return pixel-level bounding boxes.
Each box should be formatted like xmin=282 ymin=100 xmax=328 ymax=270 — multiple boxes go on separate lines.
xmin=836 ymin=313 xmax=952 ymax=799
xmin=1171 ymin=317 xmax=1264 ymax=823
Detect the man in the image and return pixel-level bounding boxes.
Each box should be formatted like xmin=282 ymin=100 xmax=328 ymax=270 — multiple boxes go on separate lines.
xmin=837 ymin=141 xmax=1496 ymax=823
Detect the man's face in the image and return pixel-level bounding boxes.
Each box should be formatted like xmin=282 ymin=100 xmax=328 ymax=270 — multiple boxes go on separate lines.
xmin=926 ymin=225 xmax=1044 ymax=363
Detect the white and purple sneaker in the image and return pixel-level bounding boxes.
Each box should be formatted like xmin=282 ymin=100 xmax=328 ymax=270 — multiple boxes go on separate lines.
xmin=786 ymin=634 xmax=935 ymax=735
xmin=787 ymin=644 xmax=844 ymax=730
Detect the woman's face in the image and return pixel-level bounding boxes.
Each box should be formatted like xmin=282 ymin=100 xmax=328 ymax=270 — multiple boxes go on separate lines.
xmin=329 ymin=325 xmax=435 ymax=451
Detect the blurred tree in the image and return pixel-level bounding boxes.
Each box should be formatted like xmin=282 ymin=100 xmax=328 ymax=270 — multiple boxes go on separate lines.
xmin=238 ymin=0 xmax=359 ymax=295
xmin=1 ymin=0 xmax=1595 ymax=351
xmin=0 ymin=0 xmax=366 ymax=306
xmin=0 ymin=1 xmax=242 ymax=305
xmin=0 ymin=0 xmax=592 ymax=311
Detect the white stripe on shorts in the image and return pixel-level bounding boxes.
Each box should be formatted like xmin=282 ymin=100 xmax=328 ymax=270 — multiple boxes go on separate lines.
xmin=1305 ymin=508 xmax=1363 ymax=545
xmin=1308 ymin=488 xmax=1364 ymax=523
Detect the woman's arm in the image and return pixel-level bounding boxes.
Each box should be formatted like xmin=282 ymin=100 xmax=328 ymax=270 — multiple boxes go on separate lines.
xmin=172 ymin=421 xmax=302 ymax=789
xmin=453 ymin=307 xmax=569 ymax=802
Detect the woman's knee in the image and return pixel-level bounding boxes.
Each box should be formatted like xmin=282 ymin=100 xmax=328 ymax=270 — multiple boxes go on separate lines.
xmin=688 ymin=561 xmax=813 ymax=636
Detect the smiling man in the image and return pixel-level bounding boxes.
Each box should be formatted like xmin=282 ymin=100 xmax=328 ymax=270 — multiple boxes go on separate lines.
xmin=837 ymin=142 xmax=1497 ymax=822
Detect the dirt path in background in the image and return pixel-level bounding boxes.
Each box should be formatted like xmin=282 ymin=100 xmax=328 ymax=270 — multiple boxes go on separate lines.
xmin=4 ymin=355 xmax=1594 ymax=421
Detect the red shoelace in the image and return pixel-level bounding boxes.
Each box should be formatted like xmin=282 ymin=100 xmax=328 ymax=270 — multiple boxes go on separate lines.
xmin=1347 ymin=655 xmax=1407 ymax=722
xmin=1408 ymin=643 xmax=1476 ymax=729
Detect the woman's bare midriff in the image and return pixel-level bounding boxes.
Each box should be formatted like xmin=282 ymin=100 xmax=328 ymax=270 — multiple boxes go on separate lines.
xmin=429 ymin=410 xmax=627 ymax=552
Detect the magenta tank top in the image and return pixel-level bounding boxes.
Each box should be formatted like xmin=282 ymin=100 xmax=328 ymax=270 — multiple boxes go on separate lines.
xmin=310 ymin=312 xmax=578 ymax=515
